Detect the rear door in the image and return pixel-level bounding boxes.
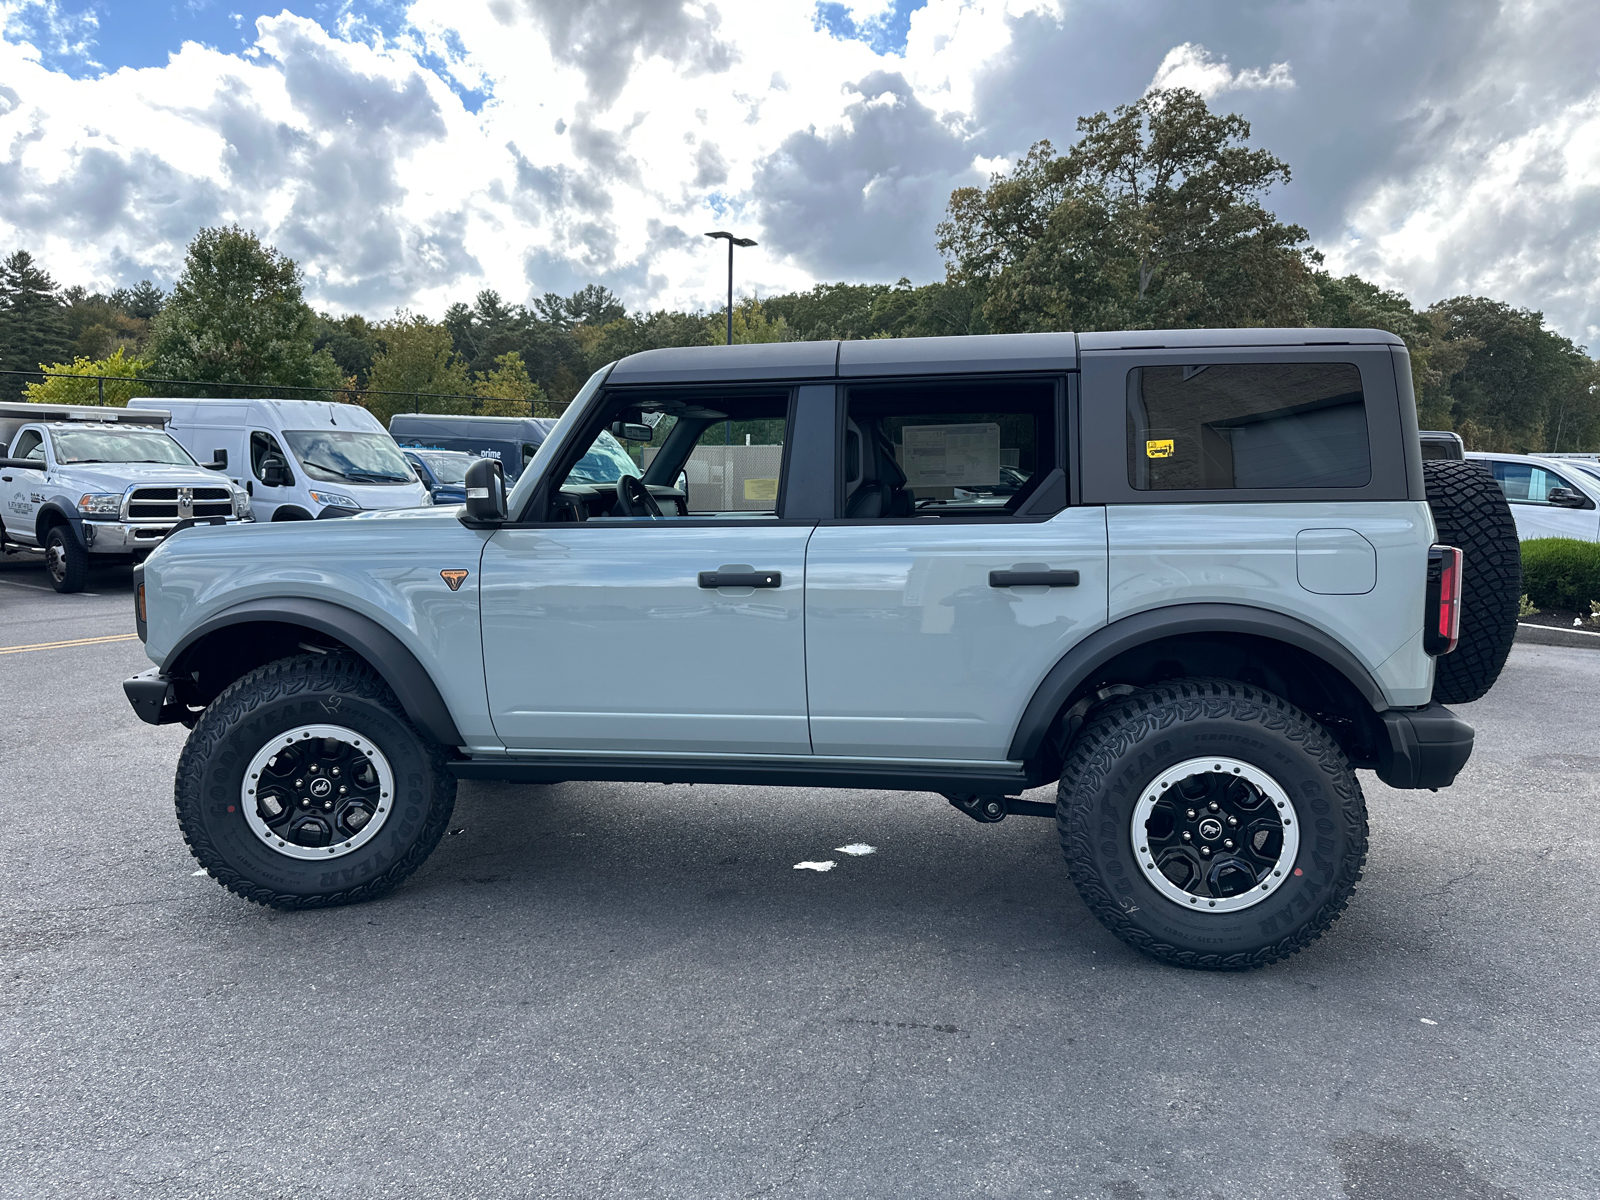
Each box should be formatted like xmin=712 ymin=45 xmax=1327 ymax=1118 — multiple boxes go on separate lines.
xmin=803 ymin=375 xmax=1109 ymax=761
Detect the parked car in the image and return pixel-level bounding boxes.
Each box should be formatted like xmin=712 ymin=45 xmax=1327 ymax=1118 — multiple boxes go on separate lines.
xmin=129 ymin=398 xmax=430 ymax=520
xmin=1467 ymin=451 xmax=1600 ymax=541
xmin=388 ymin=414 xmax=556 ymax=484
xmin=1419 ymin=430 xmax=1465 ymax=460
xmin=127 ymin=328 xmax=1523 ymax=970
xmin=0 ymin=402 xmax=250 ymax=592
xmin=389 ymin=411 xmax=653 ymax=495
xmin=401 ymin=448 xmax=476 ymax=505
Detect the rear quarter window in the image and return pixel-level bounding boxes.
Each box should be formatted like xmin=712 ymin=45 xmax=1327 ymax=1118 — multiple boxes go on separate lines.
xmin=1127 ymin=363 xmax=1370 ymax=491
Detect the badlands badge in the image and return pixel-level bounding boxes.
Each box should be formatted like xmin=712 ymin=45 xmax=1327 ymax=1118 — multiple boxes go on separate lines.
xmin=440 ymin=569 xmax=469 ymax=592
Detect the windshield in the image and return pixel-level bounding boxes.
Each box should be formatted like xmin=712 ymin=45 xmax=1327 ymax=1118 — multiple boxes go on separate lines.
xmin=414 ymin=453 xmax=472 ymax=485
xmin=1565 ymin=462 xmax=1600 ymax=485
xmin=283 ymin=430 xmax=416 ymax=484
xmin=51 ymin=429 xmax=197 ymax=466
xmin=566 ymin=430 xmax=639 ymax=485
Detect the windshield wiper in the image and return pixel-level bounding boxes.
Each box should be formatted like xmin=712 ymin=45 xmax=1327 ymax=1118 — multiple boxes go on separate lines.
xmin=299 ymin=458 xmax=409 ymax=483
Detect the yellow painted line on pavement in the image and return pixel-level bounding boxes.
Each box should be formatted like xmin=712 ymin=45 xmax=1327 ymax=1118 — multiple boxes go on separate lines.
xmin=0 ymin=633 xmax=140 ymax=655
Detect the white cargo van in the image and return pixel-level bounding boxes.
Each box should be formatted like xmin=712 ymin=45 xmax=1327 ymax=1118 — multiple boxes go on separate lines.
xmin=130 ymin=398 xmax=429 ymax=520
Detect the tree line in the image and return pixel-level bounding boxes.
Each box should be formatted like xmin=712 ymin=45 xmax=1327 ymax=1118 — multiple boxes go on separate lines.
xmin=1 ymin=86 xmax=1594 ymax=451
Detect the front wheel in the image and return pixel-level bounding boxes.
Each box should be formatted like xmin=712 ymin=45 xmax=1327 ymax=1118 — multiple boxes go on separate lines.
xmin=1058 ymin=678 xmax=1368 ymax=969
xmin=175 ymin=654 xmax=457 ymax=909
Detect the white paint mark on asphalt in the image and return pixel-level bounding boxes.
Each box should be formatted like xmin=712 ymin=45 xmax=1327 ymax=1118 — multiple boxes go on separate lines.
xmin=835 ymin=843 xmax=875 ymax=856
xmin=1420 ymin=1018 xmax=1438 ymax=1025
xmin=191 ymin=869 xmax=207 ymax=876
xmin=794 ymin=861 xmax=836 ymax=872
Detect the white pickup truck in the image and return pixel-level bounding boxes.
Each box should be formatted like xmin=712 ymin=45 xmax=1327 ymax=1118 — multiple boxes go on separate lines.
xmin=0 ymin=402 xmax=251 ymax=593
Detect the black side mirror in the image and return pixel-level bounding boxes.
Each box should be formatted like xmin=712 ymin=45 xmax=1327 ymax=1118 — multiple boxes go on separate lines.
xmin=261 ymin=458 xmax=291 ymax=487
xmin=205 ymin=449 xmax=228 ymax=470
xmin=462 ymin=457 xmax=507 ymax=524
xmin=1547 ymin=487 xmax=1588 ymax=508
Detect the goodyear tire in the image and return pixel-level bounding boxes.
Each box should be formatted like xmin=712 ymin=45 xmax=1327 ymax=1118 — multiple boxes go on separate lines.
xmin=1058 ymin=678 xmax=1368 ymax=970
xmin=1423 ymin=459 xmax=1521 ymax=704
xmin=175 ymin=654 xmax=456 ymax=909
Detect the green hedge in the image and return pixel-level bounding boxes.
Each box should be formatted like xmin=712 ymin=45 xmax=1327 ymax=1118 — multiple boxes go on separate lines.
xmin=1520 ymin=538 xmax=1600 ymax=611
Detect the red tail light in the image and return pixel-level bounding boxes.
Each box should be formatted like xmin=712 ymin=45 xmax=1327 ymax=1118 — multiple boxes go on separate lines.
xmin=1424 ymin=545 xmax=1462 ymax=656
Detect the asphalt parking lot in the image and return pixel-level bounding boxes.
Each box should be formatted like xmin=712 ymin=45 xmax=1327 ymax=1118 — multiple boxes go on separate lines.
xmin=2 ymin=553 xmax=1596 ymax=1200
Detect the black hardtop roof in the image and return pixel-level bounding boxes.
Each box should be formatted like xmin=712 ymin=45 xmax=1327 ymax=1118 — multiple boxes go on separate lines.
xmin=388 ymin=413 xmax=558 ymax=437
xmin=606 ymin=328 xmax=1406 ymax=385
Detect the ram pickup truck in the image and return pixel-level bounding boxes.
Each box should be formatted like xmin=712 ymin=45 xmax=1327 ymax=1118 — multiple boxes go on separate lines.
xmin=124 ymin=330 xmax=1522 ymax=969
xmin=1 ymin=402 xmax=251 ymax=592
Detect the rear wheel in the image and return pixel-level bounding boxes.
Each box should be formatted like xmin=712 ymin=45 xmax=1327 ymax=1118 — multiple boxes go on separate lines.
xmin=44 ymin=525 xmax=88 ymax=593
xmin=1424 ymin=459 xmax=1520 ymax=704
xmin=175 ymin=654 xmax=456 ymax=909
xmin=1058 ymin=678 xmax=1368 ymax=969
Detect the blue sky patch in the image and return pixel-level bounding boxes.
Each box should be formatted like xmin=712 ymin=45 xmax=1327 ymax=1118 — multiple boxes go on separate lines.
xmin=2 ymin=0 xmax=487 ymax=110
xmin=813 ymin=0 xmax=928 ymax=57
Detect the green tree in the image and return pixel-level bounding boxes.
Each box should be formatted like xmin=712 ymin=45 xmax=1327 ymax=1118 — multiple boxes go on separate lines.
xmin=143 ymin=225 xmax=341 ymax=398
xmin=61 ymin=286 xmax=146 ymax=361
xmin=0 ymin=250 xmax=72 ymax=402
xmin=364 ymin=312 xmax=472 ymax=421
xmin=313 ymin=312 xmax=380 ymax=388
xmin=110 ymin=280 xmax=166 ymax=321
xmin=938 ymin=88 xmax=1319 ymax=333
xmin=1425 ymin=297 xmax=1600 ymax=452
xmin=22 ymin=347 xmax=151 ymax=407
xmin=729 ymin=298 xmax=789 ymax=344
xmin=473 ymin=350 xmax=551 ymax=415
xmin=576 ymin=309 xmax=716 ymax=372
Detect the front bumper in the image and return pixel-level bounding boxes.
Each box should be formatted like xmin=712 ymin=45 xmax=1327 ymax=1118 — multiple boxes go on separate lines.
xmin=124 ymin=668 xmax=183 ymax=725
xmin=84 ymin=516 xmax=245 ymax=553
xmin=1375 ymin=702 xmax=1474 ymax=789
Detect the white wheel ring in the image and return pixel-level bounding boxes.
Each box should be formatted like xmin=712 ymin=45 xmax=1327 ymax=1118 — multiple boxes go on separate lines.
xmin=241 ymin=724 xmax=395 ymax=861
xmin=1131 ymin=756 xmax=1301 ymax=914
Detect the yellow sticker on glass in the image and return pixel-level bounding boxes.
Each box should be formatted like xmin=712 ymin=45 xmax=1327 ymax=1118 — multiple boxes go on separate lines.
xmin=1146 ymin=439 xmax=1175 ymax=459
xmin=744 ymin=477 xmax=779 ymax=502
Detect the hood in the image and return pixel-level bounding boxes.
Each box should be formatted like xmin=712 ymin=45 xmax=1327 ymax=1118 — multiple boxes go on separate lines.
xmin=325 ymin=480 xmax=431 ymax=510
xmin=61 ymin=463 xmax=235 ymax=492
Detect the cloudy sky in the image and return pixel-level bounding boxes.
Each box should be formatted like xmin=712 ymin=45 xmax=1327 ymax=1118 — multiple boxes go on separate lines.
xmin=2 ymin=0 xmax=1597 ymax=347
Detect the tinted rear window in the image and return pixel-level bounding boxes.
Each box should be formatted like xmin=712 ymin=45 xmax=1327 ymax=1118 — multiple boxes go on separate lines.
xmin=1127 ymin=363 xmax=1370 ymax=491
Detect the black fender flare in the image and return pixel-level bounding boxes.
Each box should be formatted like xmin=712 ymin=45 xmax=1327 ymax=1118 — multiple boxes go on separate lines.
xmin=35 ymin=501 xmax=85 ymax=548
xmin=271 ymin=506 xmax=314 ymax=522
xmin=1007 ymin=602 xmax=1390 ymax=762
xmin=163 ymin=596 xmax=464 ymax=747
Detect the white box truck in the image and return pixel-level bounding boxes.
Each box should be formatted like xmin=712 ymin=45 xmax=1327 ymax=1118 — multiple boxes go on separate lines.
xmin=130 ymin=398 xmax=429 ymax=521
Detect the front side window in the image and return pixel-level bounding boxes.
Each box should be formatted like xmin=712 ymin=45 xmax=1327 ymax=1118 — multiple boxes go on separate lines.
xmin=842 ymin=379 xmax=1057 ymax=518
xmin=282 ymin=430 xmax=416 ymax=485
xmin=13 ymin=430 xmax=45 ymax=461
xmin=251 ymin=431 xmax=290 ymax=484
xmin=1490 ymin=461 xmax=1580 ymax=504
xmin=51 ymin=429 xmax=196 ymax=466
xmin=1127 ymin=363 xmax=1370 ymax=490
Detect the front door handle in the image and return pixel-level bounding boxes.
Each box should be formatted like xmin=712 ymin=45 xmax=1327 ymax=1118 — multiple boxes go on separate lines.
xmin=989 ymin=568 xmax=1079 ymax=588
xmin=699 ymin=570 xmax=782 ymax=588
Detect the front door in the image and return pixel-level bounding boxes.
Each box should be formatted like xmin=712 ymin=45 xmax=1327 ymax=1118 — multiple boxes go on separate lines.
xmin=2 ymin=429 xmax=47 ymax=542
xmin=249 ymin=430 xmax=296 ymax=520
xmin=804 ymin=377 xmax=1109 ymax=761
xmin=481 ymin=386 xmax=816 ymax=755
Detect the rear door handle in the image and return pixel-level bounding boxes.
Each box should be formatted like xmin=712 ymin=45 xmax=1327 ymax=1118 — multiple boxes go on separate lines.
xmin=989 ymin=569 xmax=1079 ymax=588
xmin=699 ymin=570 xmax=782 ymax=588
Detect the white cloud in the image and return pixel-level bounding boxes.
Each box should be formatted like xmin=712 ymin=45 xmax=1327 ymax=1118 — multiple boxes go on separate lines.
xmin=1148 ymin=42 xmax=1293 ymax=99
xmin=1328 ymin=91 xmax=1600 ymax=349
xmin=0 ymin=0 xmax=1597 ymax=353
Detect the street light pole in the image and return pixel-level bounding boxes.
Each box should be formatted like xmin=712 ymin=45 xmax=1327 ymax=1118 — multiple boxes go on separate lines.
xmin=704 ymin=230 xmax=757 ymax=346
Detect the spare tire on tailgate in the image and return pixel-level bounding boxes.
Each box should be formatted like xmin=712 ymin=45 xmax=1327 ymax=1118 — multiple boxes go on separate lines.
xmin=1423 ymin=459 xmax=1521 ymax=704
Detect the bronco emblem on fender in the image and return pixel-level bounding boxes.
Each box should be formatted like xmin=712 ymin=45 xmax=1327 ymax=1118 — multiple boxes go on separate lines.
xmin=440 ymin=569 xmax=469 ymax=591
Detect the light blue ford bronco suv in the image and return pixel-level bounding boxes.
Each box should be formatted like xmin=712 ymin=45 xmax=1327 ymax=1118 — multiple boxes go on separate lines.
xmin=124 ymin=330 xmax=1522 ymax=969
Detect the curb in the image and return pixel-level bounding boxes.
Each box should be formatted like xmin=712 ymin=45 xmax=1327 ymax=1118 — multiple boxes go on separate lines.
xmin=1515 ymin=622 xmax=1600 ymax=650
